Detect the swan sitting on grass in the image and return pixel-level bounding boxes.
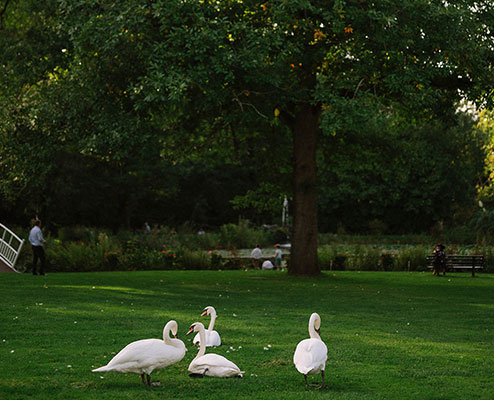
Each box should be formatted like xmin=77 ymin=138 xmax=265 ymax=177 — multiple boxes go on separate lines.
xmin=92 ymin=320 xmax=186 ymax=386
xmin=187 ymin=322 xmax=243 ymax=378
xmin=193 ymin=306 xmax=221 ymax=347
xmin=293 ymin=313 xmax=328 ymax=388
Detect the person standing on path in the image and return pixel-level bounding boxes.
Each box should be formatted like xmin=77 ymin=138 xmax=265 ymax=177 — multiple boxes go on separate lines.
xmin=29 ymin=219 xmax=46 ymax=275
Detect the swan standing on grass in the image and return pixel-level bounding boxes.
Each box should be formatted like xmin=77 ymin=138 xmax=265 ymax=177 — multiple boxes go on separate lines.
xmin=293 ymin=313 xmax=328 ymax=388
xmin=92 ymin=320 xmax=186 ymax=386
xmin=187 ymin=322 xmax=244 ymax=378
xmin=193 ymin=306 xmax=221 ymax=347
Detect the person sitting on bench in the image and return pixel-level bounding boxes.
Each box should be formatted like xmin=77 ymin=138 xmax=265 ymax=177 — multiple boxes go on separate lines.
xmin=432 ymin=244 xmax=446 ymax=277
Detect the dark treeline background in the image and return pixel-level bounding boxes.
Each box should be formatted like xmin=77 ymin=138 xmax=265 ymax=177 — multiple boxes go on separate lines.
xmin=1 ymin=0 xmax=493 ymax=236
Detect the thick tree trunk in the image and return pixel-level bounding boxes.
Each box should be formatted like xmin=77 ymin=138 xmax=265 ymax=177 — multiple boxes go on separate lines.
xmin=288 ymin=104 xmax=321 ymax=275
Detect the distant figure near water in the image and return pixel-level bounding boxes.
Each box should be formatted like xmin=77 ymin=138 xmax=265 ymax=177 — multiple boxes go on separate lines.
xmin=274 ymin=244 xmax=283 ymax=270
xmin=250 ymin=244 xmax=262 ymax=269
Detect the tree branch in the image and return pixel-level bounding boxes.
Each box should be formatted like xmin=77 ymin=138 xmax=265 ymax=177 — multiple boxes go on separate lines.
xmin=231 ymin=93 xmax=269 ymax=119
xmin=0 ymin=0 xmax=11 ymax=18
xmin=352 ymin=78 xmax=365 ymax=100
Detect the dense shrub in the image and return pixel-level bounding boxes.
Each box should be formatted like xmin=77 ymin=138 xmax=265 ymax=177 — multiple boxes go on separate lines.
xmin=318 ymin=244 xmax=430 ymax=272
xmin=46 ymin=239 xmax=109 ymax=272
xmin=478 ymin=246 xmax=494 ymax=273
xmin=10 ymin=223 xmax=494 ymax=273
xmin=394 ymin=245 xmax=430 ymax=271
xmin=219 ymin=220 xmax=271 ymax=249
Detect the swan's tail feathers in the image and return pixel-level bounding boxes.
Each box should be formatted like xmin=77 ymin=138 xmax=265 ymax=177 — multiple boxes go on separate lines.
xmin=92 ymin=365 xmax=111 ymax=372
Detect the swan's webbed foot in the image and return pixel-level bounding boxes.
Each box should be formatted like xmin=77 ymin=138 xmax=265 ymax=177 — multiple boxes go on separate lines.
xmin=304 ymin=373 xmax=327 ymax=389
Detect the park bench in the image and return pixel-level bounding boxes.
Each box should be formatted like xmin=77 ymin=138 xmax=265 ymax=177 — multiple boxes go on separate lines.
xmin=426 ymin=254 xmax=484 ymax=277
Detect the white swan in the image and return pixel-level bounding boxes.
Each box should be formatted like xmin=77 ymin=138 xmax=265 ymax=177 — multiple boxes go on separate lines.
xmin=193 ymin=306 xmax=221 ymax=347
xmin=293 ymin=313 xmax=328 ymax=388
xmin=187 ymin=322 xmax=243 ymax=378
xmin=92 ymin=320 xmax=186 ymax=386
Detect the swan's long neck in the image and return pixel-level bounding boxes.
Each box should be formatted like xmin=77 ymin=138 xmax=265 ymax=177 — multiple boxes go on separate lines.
xmin=207 ymin=309 xmax=216 ymax=332
xmin=163 ymin=321 xmax=174 ymax=345
xmin=308 ymin=314 xmax=321 ymax=340
xmin=195 ymin=325 xmax=207 ymax=359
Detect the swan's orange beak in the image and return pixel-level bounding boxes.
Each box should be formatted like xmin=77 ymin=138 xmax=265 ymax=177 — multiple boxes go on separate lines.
xmin=201 ymin=310 xmax=207 ymax=317
xmin=173 ymin=334 xmax=178 ymax=339
xmin=186 ymin=326 xmax=195 ymax=335
xmin=316 ymin=328 xmax=321 ymax=335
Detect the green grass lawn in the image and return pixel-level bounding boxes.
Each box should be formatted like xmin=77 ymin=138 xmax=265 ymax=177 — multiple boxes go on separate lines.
xmin=1 ymin=270 xmax=493 ymax=400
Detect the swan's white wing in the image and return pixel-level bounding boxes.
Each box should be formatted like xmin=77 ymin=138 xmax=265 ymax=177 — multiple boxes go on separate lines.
xmin=207 ymin=331 xmax=222 ymax=347
xmin=293 ymin=338 xmax=327 ymax=375
xmin=188 ymin=354 xmax=242 ymax=377
xmin=93 ymin=339 xmax=185 ymax=374
xmin=194 ymin=330 xmax=222 ymax=347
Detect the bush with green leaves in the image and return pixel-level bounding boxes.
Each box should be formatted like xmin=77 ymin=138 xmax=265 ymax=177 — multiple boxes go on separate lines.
xmin=318 ymin=243 xmax=431 ymax=272
xmin=12 ymin=224 xmax=494 ymax=274
xmin=219 ymin=220 xmax=267 ymax=249
xmin=393 ymin=245 xmax=429 ymax=271
xmin=46 ymin=239 xmax=108 ymax=272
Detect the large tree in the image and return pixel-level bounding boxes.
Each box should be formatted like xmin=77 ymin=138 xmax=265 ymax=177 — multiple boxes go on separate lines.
xmin=3 ymin=1 xmax=493 ymax=274
xmin=59 ymin=0 xmax=493 ymax=274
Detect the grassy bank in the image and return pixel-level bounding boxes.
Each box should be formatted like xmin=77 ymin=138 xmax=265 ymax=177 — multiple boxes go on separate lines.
xmin=1 ymin=270 xmax=493 ymax=399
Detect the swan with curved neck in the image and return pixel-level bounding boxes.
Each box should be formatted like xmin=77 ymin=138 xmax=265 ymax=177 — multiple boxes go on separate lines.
xmin=187 ymin=322 xmax=243 ymax=378
xmin=92 ymin=320 xmax=186 ymax=386
xmin=193 ymin=306 xmax=221 ymax=347
xmin=293 ymin=313 xmax=328 ymax=388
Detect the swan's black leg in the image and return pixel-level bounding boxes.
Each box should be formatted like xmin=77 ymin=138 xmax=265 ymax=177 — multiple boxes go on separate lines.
xmin=141 ymin=374 xmax=146 ymax=385
xmin=319 ymin=370 xmax=327 ymax=389
xmin=146 ymin=374 xmax=151 ymax=386
xmin=304 ymin=374 xmax=309 ymax=386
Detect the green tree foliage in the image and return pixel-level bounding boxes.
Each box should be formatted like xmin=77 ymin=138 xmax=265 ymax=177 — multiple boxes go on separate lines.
xmin=318 ymin=108 xmax=485 ymax=233
xmin=0 ymin=0 xmax=70 ymax=221
xmin=1 ymin=0 xmax=493 ymax=274
xmin=476 ymin=109 xmax=494 ymax=206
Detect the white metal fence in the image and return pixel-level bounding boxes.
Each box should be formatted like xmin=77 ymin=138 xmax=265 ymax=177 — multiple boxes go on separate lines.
xmin=0 ymin=223 xmax=24 ymax=272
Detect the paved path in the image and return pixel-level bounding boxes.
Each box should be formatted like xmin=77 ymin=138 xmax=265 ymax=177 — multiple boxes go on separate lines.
xmin=0 ymin=259 xmax=16 ymax=273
